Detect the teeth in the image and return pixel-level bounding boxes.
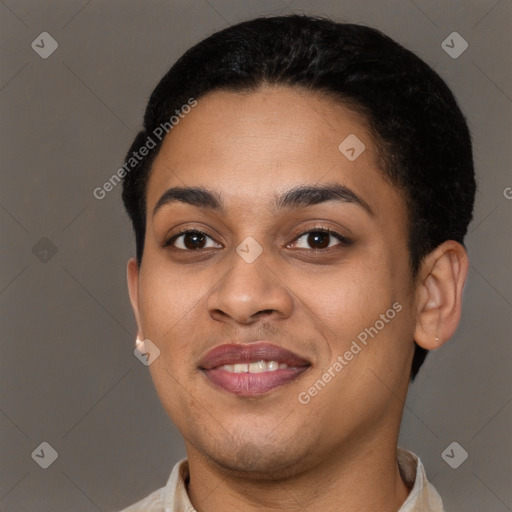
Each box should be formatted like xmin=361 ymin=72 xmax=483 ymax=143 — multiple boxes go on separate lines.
xmin=218 ymin=361 xmax=287 ymax=373
xmin=249 ymin=361 xmax=267 ymax=373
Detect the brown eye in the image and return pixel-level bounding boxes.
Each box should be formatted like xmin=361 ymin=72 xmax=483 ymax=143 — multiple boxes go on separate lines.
xmin=291 ymin=229 xmax=351 ymax=250
xmin=166 ymin=230 xmax=221 ymax=250
xmin=183 ymin=232 xmax=206 ymax=249
xmin=307 ymin=231 xmax=330 ymax=249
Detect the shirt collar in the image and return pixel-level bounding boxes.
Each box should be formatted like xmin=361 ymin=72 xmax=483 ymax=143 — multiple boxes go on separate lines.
xmin=122 ymin=448 xmax=444 ymax=511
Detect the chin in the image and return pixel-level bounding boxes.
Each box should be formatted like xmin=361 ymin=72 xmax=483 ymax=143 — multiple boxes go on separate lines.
xmin=200 ymin=436 xmax=313 ymax=481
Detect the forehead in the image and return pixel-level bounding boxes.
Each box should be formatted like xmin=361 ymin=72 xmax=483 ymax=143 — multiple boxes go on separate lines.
xmin=145 ymin=86 xmax=398 ymax=215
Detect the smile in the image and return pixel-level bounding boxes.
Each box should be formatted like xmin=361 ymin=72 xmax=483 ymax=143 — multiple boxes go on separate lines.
xmin=199 ymin=342 xmax=310 ymax=396
xmin=218 ymin=361 xmax=289 ymax=373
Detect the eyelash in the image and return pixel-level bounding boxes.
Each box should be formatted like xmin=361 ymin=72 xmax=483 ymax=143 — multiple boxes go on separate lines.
xmin=291 ymin=227 xmax=352 ymax=250
xmin=163 ymin=227 xmax=352 ymax=251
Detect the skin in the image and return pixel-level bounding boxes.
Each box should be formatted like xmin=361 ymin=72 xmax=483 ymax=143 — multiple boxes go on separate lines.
xmin=127 ymin=85 xmax=469 ymax=512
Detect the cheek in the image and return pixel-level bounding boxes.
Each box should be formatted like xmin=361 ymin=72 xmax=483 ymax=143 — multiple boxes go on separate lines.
xmin=137 ymin=259 xmax=235 ymax=387
xmin=304 ymin=260 xmax=396 ymax=337
xmin=139 ymin=266 xmax=194 ymax=360
xmin=137 ymin=264 xmax=204 ymax=347
xmin=310 ymin=255 xmax=414 ymax=383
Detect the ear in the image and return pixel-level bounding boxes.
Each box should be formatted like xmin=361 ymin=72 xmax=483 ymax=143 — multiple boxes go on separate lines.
xmin=414 ymin=240 xmax=469 ymax=350
xmin=127 ymin=257 xmax=144 ymax=340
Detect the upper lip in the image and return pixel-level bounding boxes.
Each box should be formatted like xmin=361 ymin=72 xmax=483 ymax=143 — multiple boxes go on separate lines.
xmin=198 ymin=342 xmax=310 ymax=370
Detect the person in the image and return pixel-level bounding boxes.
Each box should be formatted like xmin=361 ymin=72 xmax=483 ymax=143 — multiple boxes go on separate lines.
xmin=120 ymin=14 xmax=475 ymax=512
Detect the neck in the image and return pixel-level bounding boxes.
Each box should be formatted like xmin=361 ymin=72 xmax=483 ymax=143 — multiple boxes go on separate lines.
xmin=186 ymin=434 xmax=410 ymax=512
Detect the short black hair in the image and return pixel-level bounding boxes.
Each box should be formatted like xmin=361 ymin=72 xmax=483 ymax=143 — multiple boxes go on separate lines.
xmin=122 ymin=14 xmax=476 ymax=379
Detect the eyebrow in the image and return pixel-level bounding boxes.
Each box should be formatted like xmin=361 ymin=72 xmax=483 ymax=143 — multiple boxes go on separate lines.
xmin=275 ymin=183 xmax=373 ymax=214
xmin=153 ymin=186 xmax=223 ymax=216
xmin=152 ymin=183 xmax=373 ymax=217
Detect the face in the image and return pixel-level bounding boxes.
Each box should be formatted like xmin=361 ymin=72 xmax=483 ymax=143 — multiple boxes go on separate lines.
xmin=128 ymin=86 xmax=419 ymax=478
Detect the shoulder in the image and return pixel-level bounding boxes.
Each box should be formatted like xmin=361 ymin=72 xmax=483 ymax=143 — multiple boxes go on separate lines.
xmin=116 ymin=458 xmax=189 ymax=512
xmin=397 ymin=448 xmax=445 ymax=512
xmin=117 ymin=486 xmax=165 ymax=512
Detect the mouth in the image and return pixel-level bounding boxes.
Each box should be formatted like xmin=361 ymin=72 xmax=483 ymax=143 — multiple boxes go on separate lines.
xmin=198 ymin=342 xmax=311 ymax=396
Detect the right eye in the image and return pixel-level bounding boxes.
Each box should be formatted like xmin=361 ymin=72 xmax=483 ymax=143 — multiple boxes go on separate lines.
xmin=165 ymin=230 xmax=222 ymax=251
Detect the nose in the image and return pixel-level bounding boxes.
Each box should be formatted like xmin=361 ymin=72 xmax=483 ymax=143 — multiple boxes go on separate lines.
xmin=206 ymin=248 xmax=293 ymax=326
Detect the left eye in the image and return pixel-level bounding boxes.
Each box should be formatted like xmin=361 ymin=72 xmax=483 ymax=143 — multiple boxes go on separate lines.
xmin=291 ymin=230 xmax=348 ymax=250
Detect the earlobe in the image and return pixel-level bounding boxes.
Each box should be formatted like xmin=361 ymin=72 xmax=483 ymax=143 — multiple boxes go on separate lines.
xmin=127 ymin=258 xmax=143 ymax=339
xmin=414 ymin=241 xmax=469 ymax=351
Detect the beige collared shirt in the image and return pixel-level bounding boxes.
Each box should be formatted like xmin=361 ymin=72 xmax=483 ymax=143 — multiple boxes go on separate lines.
xmin=119 ymin=448 xmax=444 ymax=511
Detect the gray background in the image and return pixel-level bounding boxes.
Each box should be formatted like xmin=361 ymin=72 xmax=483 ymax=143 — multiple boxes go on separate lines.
xmin=1 ymin=0 xmax=511 ymax=510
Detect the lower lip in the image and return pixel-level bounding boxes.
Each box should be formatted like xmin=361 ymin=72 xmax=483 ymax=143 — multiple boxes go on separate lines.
xmin=202 ymin=367 xmax=309 ymax=396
